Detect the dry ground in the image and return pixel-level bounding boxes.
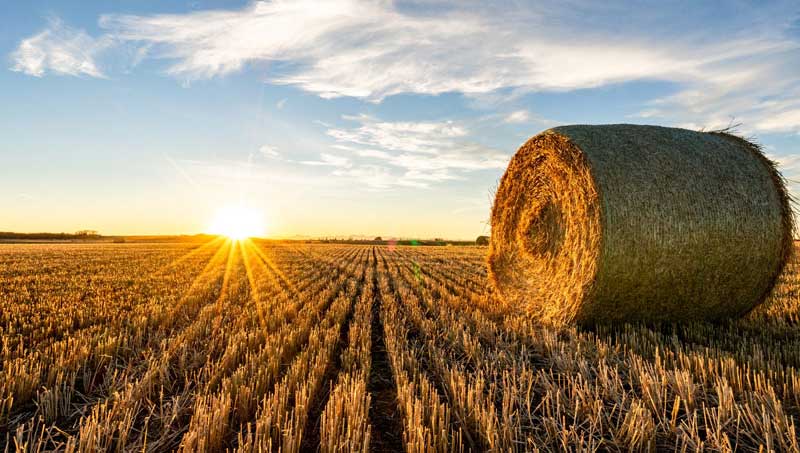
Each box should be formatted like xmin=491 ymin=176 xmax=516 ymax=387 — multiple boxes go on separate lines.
xmin=1 ymin=240 xmax=799 ymax=452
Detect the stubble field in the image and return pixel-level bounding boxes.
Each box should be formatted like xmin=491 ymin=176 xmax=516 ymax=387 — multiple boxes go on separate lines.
xmin=1 ymin=240 xmax=800 ymax=452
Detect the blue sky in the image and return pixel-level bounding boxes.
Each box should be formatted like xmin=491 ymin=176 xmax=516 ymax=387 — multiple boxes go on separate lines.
xmin=1 ymin=0 xmax=800 ymax=239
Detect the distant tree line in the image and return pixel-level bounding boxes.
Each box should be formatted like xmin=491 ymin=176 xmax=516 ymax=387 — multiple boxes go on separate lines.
xmin=0 ymin=230 xmax=101 ymax=240
xmin=313 ymin=237 xmax=486 ymax=246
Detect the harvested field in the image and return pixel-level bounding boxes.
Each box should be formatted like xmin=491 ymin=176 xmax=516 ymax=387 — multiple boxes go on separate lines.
xmin=2 ymin=239 xmax=800 ymax=452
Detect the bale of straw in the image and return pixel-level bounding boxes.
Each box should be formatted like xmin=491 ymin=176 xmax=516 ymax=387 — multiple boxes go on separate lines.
xmin=488 ymin=124 xmax=793 ymax=326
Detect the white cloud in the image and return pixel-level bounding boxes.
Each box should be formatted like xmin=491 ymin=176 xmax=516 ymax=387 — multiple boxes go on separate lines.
xmin=332 ymin=165 xmax=428 ymax=190
xmin=96 ymin=0 xmax=689 ymax=98
xmin=766 ymin=152 xmax=800 ymax=211
xmin=10 ymin=2 xmax=800 ymax=134
xmin=756 ymin=110 xmax=800 ymax=133
xmin=299 ymin=153 xmax=351 ymax=167
xmin=768 ymin=152 xmax=800 ymax=181
xmin=323 ymin=115 xmax=508 ymax=188
xmin=770 ymin=153 xmax=800 ymax=169
xmin=89 ymin=0 xmax=800 ymax=124
xmin=329 ymin=114 xmax=467 ymax=154
xmin=259 ymin=144 xmax=280 ymax=158
xmin=11 ymin=18 xmax=112 ymax=77
xmin=636 ymin=50 xmax=800 ymax=133
xmin=504 ymin=110 xmax=530 ymax=123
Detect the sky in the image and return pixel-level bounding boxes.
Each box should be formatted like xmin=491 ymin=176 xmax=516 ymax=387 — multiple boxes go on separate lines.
xmin=1 ymin=0 xmax=800 ymax=239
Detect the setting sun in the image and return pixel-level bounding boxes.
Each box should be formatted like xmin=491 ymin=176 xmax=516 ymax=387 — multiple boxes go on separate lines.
xmin=206 ymin=204 xmax=265 ymax=240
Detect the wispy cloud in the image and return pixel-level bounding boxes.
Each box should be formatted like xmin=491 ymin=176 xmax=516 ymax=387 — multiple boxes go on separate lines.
xmin=323 ymin=115 xmax=508 ymax=188
xmin=10 ymin=1 xmax=800 ymax=133
xmin=770 ymin=152 xmax=800 ymax=171
xmin=756 ymin=110 xmax=800 ymax=134
xmin=504 ymin=110 xmax=530 ymax=124
xmin=96 ymin=0 xmax=697 ymax=98
xmin=766 ymin=151 xmax=800 ymax=211
xmin=328 ymin=114 xmax=467 ymax=154
xmin=299 ymin=153 xmax=351 ymax=167
xmin=259 ymin=144 xmax=280 ymax=158
xmin=331 ymin=165 xmax=428 ymax=190
xmin=768 ymin=151 xmax=800 ymax=181
xmin=92 ymin=0 xmax=800 ymax=126
xmin=173 ymin=157 xmax=330 ymax=188
xmin=636 ymin=46 xmax=800 ymax=133
xmin=10 ymin=18 xmax=112 ymax=77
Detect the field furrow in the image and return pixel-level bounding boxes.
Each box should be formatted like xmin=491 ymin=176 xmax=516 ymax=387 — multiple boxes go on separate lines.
xmin=2 ymin=242 xmax=800 ymax=452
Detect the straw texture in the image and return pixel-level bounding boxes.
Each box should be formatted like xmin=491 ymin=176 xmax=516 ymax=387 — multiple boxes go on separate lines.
xmin=488 ymin=124 xmax=793 ymax=326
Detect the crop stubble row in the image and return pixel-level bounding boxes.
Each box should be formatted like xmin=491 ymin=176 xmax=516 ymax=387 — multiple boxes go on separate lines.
xmin=1 ymin=241 xmax=800 ymax=452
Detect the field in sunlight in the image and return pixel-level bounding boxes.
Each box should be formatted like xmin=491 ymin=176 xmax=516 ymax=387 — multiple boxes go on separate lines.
xmin=1 ymin=240 xmax=800 ymax=452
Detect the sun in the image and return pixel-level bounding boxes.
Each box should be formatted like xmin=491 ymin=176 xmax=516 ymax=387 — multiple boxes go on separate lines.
xmin=207 ymin=204 xmax=266 ymax=240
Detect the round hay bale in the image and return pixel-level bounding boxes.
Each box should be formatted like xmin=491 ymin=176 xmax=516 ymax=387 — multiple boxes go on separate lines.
xmin=488 ymin=124 xmax=793 ymax=326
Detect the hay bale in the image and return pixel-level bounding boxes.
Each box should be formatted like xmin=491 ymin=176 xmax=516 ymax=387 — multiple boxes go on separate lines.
xmin=488 ymin=124 xmax=793 ymax=326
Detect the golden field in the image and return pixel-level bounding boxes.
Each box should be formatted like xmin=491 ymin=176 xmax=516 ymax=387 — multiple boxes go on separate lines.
xmin=1 ymin=240 xmax=799 ymax=452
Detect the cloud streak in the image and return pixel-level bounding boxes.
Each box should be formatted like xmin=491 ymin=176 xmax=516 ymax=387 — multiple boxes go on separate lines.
xmin=504 ymin=110 xmax=530 ymax=124
xmin=94 ymin=0 xmax=712 ymax=98
xmin=9 ymin=1 xmax=800 ymax=133
xmin=322 ymin=115 xmax=508 ymax=188
xmin=299 ymin=153 xmax=351 ymax=167
xmin=11 ymin=18 xmax=112 ymax=77
xmin=94 ymin=0 xmax=800 ymax=132
xmin=259 ymin=145 xmax=280 ymax=158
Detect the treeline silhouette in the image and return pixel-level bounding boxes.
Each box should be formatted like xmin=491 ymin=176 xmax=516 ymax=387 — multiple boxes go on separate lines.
xmin=0 ymin=231 xmax=101 ymax=240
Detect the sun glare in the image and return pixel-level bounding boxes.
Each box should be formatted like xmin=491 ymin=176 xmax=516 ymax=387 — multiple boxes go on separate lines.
xmin=207 ymin=204 xmax=265 ymax=240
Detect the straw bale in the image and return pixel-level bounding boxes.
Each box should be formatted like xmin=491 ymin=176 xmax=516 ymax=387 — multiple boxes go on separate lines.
xmin=488 ymin=124 xmax=793 ymax=325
